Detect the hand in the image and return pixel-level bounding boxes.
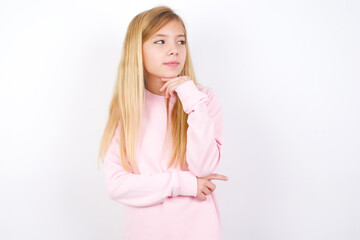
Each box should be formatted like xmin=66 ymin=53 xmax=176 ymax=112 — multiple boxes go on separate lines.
xmin=159 ymin=76 xmax=192 ymax=98
xmin=196 ymin=173 xmax=228 ymax=201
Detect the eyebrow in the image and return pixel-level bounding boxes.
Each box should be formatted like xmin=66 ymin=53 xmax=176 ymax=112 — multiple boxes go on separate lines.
xmin=152 ymin=34 xmax=185 ymax=38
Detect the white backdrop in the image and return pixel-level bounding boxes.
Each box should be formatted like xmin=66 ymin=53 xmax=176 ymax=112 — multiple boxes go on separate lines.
xmin=1 ymin=0 xmax=359 ymax=239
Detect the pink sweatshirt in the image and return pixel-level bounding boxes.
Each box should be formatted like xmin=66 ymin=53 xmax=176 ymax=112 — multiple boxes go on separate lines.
xmin=103 ymin=80 xmax=225 ymax=240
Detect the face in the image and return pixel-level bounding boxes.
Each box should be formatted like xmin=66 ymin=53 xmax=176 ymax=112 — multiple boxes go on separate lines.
xmin=142 ymin=19 xmax=187 ymax=80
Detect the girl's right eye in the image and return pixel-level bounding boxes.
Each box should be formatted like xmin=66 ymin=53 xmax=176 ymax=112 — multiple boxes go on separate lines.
xmin=154 ymin=40 xmax=164 ymax=44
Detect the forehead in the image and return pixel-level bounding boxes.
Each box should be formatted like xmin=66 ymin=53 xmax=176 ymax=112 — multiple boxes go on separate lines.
xmin=153 ymin=19 xmax=185 ymax=36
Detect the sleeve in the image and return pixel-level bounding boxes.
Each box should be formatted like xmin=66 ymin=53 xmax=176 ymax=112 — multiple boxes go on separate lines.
xmin=175 ymin=80 xmax=225 ymax=178
xmin=103 ymin=122 xmax=198 ymax=207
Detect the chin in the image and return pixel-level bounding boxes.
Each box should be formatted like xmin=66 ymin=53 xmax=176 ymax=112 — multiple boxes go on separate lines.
xmin=164 ymin=73 xmax=181 ymax=78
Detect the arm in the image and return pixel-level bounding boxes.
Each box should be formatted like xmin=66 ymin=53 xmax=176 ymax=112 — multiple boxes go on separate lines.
xmin=175 ymin=80 xmax=225 ymax=177
xmin=103 ymin=122 xmax=198 ymax=207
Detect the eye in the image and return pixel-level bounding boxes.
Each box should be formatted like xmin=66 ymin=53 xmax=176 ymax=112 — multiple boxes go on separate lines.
xmin=154 ymin=40 xmax=165 ymax=44
xmin=154 ymin=40 xmax=186 ymax=45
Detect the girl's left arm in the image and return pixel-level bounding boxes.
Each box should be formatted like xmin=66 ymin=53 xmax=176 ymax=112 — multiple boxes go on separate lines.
xmin=175 ymin=80 xmax=225 ymax=178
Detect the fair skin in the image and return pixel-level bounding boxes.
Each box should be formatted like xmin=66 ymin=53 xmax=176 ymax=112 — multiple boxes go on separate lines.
xmin=142 ymin=19 xmax=229 ymax=201
xmin=196 ymin=174 xmax=229 ymax=201
xmin=142 ymin=19 xmax=188 ymax=96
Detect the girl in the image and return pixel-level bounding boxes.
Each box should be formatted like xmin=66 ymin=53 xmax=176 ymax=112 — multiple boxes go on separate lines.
xmin=98 ymin=5 xmax=228 ymax=240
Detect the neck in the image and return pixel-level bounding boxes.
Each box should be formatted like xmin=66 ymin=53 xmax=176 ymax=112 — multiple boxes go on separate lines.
xmin=144 ymin=75 xmax=165 ymax=96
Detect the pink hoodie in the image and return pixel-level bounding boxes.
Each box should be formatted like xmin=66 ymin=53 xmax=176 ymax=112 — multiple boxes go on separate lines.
xmin=103 ymin=80 xmax=225 ymax=240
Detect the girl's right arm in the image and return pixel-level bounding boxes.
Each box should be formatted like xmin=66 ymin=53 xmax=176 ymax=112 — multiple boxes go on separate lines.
xmin=103 ymin=124 xmax=198 ymax=207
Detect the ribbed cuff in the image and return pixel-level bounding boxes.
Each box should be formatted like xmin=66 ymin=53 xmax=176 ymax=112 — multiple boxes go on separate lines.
xmin=177 ymin=170 xmax=198 ymax=197
xmin=175 ymin=81 xmax=208 ymax=114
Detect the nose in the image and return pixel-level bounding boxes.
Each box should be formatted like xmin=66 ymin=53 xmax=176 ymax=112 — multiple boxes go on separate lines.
xmin=168 ymin=46 xmax=179 ymax=55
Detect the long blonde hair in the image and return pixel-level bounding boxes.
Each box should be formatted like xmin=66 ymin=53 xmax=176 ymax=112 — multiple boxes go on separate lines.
xmin=97 ymin=5 xmax=199 ymax=174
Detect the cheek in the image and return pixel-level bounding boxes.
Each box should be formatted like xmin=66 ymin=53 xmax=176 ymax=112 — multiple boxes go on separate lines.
xmin=143 ymin=51 xmax=163 ymax=73
xmin=143 ymin=51 xmax=155 ymax=69
xmin=181 ymin=48 xmax=186 ymax=60
xmin=181 ymin=51 xmax=187 ymax=64
xmin=145 ymin=49 xmax=161 ymax=64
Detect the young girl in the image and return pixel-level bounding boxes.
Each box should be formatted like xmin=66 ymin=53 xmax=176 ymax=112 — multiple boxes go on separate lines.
xmin=98 ymin=5 xmax=228 ymax=240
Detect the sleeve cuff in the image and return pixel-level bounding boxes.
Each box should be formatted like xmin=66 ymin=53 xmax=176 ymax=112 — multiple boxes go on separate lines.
xmin=175 ymin=80 xmax=209 ymax=114
xmin=177 ymin=170 xmax=198 ymax=197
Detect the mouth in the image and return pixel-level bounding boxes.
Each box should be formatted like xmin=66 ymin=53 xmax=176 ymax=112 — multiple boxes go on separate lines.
xmin=164 ymin=61 xmax=179 ymax=67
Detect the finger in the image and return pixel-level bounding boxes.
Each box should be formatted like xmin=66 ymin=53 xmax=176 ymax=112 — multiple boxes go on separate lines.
xmin=166 ymin=85 xmax=180 ymax=98
xmin=167 ymin=89 xmax=172 ymax=98
xmin=160 ymin=83 xmax=168 ymax=92
xmin=162 ymin=84 xmax=172 ymax=94
xmin=207 ymin=186 xmax=214 ymax=192
xmin=167 ymin=86 xmax=176 ymax=98
xmin=207 ymin=174 xmax=228 ymax=181
xmin=167 ymin=85 xmax=177 ymax=98
xmin=168 ymin=81 xmax=182 ymax=91
xmin=160 ymin=78 xmax=185 ymax=93
xmin=162 ymin=76 xmax=190 ymax=82
xmin=160 ymin=80 xmax=176 ymax=91
xmin=200 ymin=193 xmax=207 ymax=201
xmin=161 ymin=77 xmax=177 ymax=81
xmin=202 ymin=187 xmax=211 ymax=195
xmin=206 ymin=181 xmax=216 ymax=192
xmin=162 ymin=81 xmax=176 ymax=95
xmin=208 ymin=173 xmax=227 ymax=179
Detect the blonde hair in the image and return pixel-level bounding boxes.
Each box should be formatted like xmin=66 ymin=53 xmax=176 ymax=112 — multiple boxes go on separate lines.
xmin=97 ymin=5 xmax=199 ymax=174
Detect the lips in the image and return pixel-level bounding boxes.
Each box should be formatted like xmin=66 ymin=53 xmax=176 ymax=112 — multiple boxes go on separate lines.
xmin=164 ymin=61 xmax=179 ymax=67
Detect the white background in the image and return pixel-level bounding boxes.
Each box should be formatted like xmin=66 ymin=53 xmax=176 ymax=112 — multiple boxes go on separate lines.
xmin=1 ymin=0 xmax=359 ymax=239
